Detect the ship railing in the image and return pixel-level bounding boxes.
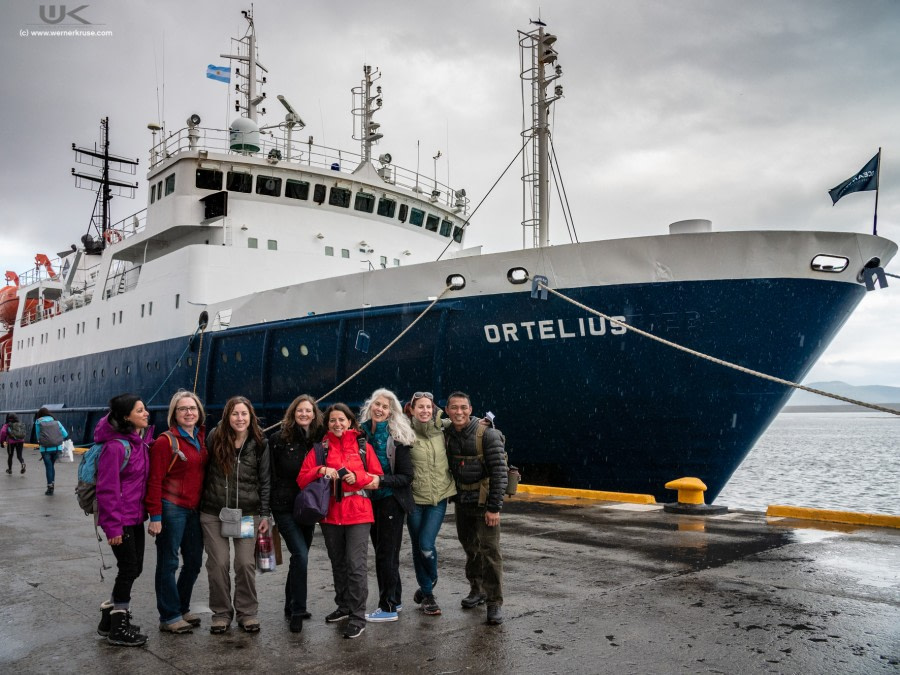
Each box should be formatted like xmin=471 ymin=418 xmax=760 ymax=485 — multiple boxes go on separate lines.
xmin=102 ymin=209 xmax=148 ymax=248
xmin=149 ymin=126 xmax=468 ymax=213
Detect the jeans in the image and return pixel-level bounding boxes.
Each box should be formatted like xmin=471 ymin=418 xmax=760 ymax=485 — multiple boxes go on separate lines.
xmin=455 ymin=504 xmax=503 ymax=605
xmin=406 ymin=500 xmax=448 ymax=596
xmin=321 ymin=522 xmax=370 ymax=627
xmin=369 ymin=497 xmax=406 ymax=611
xmin=273 ymin=510 xmax=314 ymax=617
xmin=111 ymin=524 xmax=145 ymax=608
xmin=41 ymin=450 xmax=59 ymax=485
xmin=154 ymin=499 xmax=204 ymax=623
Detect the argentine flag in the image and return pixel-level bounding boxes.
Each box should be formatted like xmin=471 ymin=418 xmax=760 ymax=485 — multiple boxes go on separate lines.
xmin=206 ymin=65 xmax=231 ymax=83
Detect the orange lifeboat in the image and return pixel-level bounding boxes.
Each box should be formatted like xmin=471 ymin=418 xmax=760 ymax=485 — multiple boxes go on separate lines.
xmin=0 ymin=272 xmax=19 ymax=327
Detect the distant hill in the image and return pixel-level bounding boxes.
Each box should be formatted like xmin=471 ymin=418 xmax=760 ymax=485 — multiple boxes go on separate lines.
xmin=787 ymin=381 xmax=900 ymax=410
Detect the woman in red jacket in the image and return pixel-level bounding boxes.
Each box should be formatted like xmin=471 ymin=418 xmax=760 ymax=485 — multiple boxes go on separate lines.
xmin=297 ymin=402 xmax=382 ymax=639
xmin=145 ymin=390 xmax=210 ymax=634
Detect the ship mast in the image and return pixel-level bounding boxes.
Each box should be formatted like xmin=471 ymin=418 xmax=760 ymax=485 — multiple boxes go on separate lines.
xmin=352 ymin=65 xmax=384 ymax=164
xmin=223 ymin=9 xmax=268 ymax=121
xmin=520 ymin=23 xmax=563 ymax=248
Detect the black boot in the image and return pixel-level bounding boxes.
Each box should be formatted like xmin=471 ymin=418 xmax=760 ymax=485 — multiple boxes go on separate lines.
xmin=98 ymin=602 xmax=141 ymax=636
xmin=107 ymin=610 xmax=148 ymax=647
xmin=45 ymin=483 xmax=54 ymax=495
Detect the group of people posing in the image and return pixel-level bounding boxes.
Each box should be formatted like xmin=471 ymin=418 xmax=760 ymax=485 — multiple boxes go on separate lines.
xmin=86 ymin=387 xmax=508 ymax=646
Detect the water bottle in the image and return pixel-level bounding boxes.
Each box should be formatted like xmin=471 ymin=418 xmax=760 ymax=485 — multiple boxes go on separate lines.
xmin=256 ymin=531 xmax=275 ymax=572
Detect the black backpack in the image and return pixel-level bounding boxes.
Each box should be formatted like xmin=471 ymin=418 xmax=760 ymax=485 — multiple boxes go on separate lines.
xmin=7 ymin=421 xmax=25 ymax=441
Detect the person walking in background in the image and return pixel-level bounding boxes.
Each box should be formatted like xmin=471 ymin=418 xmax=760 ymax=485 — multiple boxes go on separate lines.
xmin=146 ymin=390 xmax=209 ymax=635
xmin=358 ymin=388 xmax=415 ymax=623
xmin=1 ymin=413 xmax=27 ymax=475
xmin=94 ymin=394 xmax=153 ymax=647
xmin=405 ymin=391 xmax=456 ymax=616
xmin=444 ymin=391 xmax=508 ymax=626
xmin=269 ymin=394 xmax=324 ymax=633
xmin=296 ymin=403 xmax=382 ymax=639
xmin=200 ymin=396 xmax=271 ymax=635
xmin=34 ymin=407 xmax=69 ymax=495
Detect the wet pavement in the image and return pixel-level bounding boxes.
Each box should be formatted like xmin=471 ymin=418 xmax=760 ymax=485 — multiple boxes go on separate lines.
xmin=1 ymin=449 xmax=898 ymax=674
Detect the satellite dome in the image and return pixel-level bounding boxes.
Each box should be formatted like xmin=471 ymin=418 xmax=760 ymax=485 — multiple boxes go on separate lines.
xmin=229 ymin=117 xmax=260 ymax=153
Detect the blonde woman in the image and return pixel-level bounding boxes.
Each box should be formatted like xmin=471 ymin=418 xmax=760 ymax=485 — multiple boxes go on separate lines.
xmin=358 ymin=388 xmax=416 ymax=623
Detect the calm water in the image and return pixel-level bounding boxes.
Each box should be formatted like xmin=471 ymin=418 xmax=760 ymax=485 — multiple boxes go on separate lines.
xmin=715 ymin=412 xmax=900 ymax=516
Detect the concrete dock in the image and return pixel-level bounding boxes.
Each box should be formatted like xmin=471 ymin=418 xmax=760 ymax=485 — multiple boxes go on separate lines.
xmin=1 ymin=449 xmax=897 ymax=674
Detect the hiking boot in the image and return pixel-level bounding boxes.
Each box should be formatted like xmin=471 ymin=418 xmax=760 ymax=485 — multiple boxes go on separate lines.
xmin=325 ymin=608 xmax=350 ymax=623
xmin=107 ymin=610 xmax=148 ymax=647
xmin=98 ymin=602 xmax=141 ymax=636
xmin=343 ymin=623 xmax=365 ymax=639
xmin=486 ymin=604 xmax=504 ymax=625
xmin=182 ymin=612 xmax=201 ymax=627
xmin=45 ymin=484 xmax=54 ymax=495
xmin=20 ymin=463 xmax=25 ymax=474
xmin=5 ymin=468 xmax=10 ymax=474
xmin=422 ymin=595 xmax=442 ymax=616
xmin=289 ymin=615 xmax=304 ymax=633
xmin=413 ymin=588 xmax=424 ymax=604
xmin=209 ymin=619 xmax=229 ymax=634
xmin=460 ymin=591 xmax=486 ymax=609
xmin=159 ymin=619 xmax=193 ymax=634
xmin=365 ymin=608 xmax=398 ymax=623
xmin=239 ymin=618 xmax=260 ymax=633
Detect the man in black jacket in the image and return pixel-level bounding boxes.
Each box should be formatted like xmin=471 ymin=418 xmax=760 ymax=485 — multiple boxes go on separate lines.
xmin=444 ymin=391 xmax=507 ymax=625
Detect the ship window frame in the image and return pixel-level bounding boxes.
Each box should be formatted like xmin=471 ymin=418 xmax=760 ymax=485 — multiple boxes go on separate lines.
xmin=150 ymin=186 xmax=156 ymax=204
xmin=341 ymin=249 xmax=350 ymax=259
xmin=164 ymin=173 xmax=176 ymax=196
xmin=398 ymin=204 xmax=408 ymax=223
xmin=440 ymin=219 xmax=453 ymax=237
xmin=226 ymin=171 xmax=253 ymax=193
xmin=410 ymin=208 xmax=425 ymax=227
xmin=325 ymin=246 xmax=334 ymax=257
xmin=196 ymin=168 xmax=223 ymax=190
xmin=313 ymin=184 xmax=326 ymax=204
xmin=377 ymin=197 xmax=397 ymax=218
xmin=453 ymin=226 xmax=464 ymax=243
xmin=255 ymin=174 xmax=282 ymax=197
xmin=329 ymin=186 xmax=352 ymax=208
xmin=354 ymin=192 xmax=376 ymax=213
xmin=425 ymin=213 xmax=440 ymax=232
xmin=248 ymin=237 xmax=258 ymax=249
xmin=268 ymin=240 xmax=277 ymax=250
xmin=285 ymin=179 xmax=310 ymax=201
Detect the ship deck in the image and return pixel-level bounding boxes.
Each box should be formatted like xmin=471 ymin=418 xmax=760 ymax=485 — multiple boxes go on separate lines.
xmin=1 ymin=450 xmax=897 ymax=673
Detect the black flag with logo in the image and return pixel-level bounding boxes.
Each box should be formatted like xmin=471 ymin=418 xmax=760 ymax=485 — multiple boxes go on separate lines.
xmin=828 ymin=153 xmax=879 ymax=205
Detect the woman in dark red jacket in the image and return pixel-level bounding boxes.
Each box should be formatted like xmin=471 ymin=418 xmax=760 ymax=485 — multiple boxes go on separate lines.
xmin=297 ymin=402 xmax=382 ymax=639
xmin=145 ymin=390 xmax=209 ymax=634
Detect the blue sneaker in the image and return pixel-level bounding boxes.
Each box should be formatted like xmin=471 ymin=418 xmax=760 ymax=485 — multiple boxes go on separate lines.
xmin=365 ymin=608 xmax=398 ymax=623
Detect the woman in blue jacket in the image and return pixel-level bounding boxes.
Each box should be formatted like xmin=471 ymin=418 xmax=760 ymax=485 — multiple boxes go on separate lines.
xmin=34 ymin=407 xmax=69 ymax=495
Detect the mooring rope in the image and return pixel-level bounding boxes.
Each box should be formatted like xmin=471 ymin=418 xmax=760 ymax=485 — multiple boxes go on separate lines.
xmin=262 ymin=284 xmax=454 ymax=432
xmin=532 ymin=278 xmax=900 ymax=416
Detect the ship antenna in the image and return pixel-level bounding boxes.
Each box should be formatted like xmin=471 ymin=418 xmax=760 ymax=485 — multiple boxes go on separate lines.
xmin=519 ymin=21 xmax=563 ymax=248
xmin=352 ymin=65 xmax=383 ymax=164
xmin=223 ymin=8 xmax=268 ymax=121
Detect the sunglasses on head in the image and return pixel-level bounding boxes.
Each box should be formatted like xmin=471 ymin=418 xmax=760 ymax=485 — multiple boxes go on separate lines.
xmin=412 ymin=392 xmax=434 ymax=401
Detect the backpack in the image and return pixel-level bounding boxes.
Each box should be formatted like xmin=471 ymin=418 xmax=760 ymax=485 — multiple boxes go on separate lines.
xmin=7 ymin=421 xmax=26 ymax=441
xmin=75 ymin=440 xmax=131 ymax=515
xmin=38 ymin=419 xmax=64 ymax=447
xmin=472 ymin=423 xmax=520 ymax=498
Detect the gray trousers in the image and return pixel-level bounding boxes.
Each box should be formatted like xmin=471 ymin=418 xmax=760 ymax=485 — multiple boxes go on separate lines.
xmin=321 ymin=522 xmax=370 ymax=626
xmin=200 ymin=511 xmax=259 ymax=624
xmin=455 ymin=504 xmax=503 ymax=605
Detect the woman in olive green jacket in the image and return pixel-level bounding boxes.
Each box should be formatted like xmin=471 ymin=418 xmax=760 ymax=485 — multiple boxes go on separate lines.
xmin=405 ymin=392 xmax=456 ymax=616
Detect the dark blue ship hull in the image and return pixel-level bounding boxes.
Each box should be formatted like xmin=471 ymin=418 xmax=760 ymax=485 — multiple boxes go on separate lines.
xmin=0 ymin=277 xmax=863 ymax=502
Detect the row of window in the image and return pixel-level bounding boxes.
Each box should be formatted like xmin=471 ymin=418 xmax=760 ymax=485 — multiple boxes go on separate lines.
xmin=0 ymin=359 xmax=167 ymax=391
xmin=195 ymin=168 xmax=464 ymax=243
xmin=149 ymin=173 xmax=176 ymax=204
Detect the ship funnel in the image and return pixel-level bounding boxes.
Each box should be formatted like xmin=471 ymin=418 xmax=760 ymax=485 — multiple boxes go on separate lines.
xmin=229 ymin=117 xmax=261 ymax=153
xmin=669 ymin=219 xmax=712 ymax=234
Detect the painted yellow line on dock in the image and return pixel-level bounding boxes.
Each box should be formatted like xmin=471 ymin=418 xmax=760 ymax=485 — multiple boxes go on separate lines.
xmin=766 ymin=504 xmax=900 ymax=529
xmin=516 ymin=483 xmax=657 ymax=504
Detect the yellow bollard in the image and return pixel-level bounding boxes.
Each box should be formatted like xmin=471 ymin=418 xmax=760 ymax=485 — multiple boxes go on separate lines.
xmin=664 ymin=477 xmax=707 ymax=505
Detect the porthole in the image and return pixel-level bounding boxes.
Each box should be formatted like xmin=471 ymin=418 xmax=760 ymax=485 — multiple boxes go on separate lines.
xmin=300 ymin=345 xmax=309 ymax=356
xmin=101 ymin=369 xmax=105 ymax=378
xmin=114 ymin=367 xmax=119 ymax=376
xmin=77 ymin=372 xmax=82 ymax=381
xmin=281 ymin=346 xmax=289 ymax=358
xmin=187 ymin=357 xmax=193 ymax=367
xmin=235 ymin=351 xmax=242 ymax=362
xmin=146 ymin=362 xmax=152 ymax=372
xmin=93 ymin=369 xmax=97 ymax=378
xmin=126 ymin=365 xmax=131 ymax=374
xmin=155 ymin=361 xmax=160 ymax=370
xmin=222 ymin=353 xmax=228 ymax=364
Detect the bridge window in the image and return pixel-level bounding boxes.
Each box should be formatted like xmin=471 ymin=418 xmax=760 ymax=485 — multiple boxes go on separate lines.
xmin=453 ymin=226 xmax=464 ymax=243
xmin=286 ymin=179 xmax=309 ymax=200
xmin=354 ymin=192 xmax=375 ymax=213
xmin=410 ymin=208 xmax=424 ymax=227
xmin=313 ymin=184 xmax=326 ymax=204
xmin=341 ymin=249 xmax=350 ymax=259
xmin=377 ymin=198 xmax=396 ymax=218
xmin=398 ymin=204 xmax=408 ymax=223
xmin=256 ymin=175 xmax=282 ymax=197
xmin=164 ymin=174 xmax=176 ymax=196
xmin=196 ymin=169 xmax=223 ymax=190
xmin=440 ymin=219 xmax=453 ymax=237
xmin=268 ymin=240 xmax=277 ymax=251
xmin=426 ymin=214 xmax=439 ymax=232
xmin=248 ymin=238 xmax=258 ymax=249
xmin=226 ymin=171 xmax=252 ymax=193
xmin=329 ymin=187 xmax=351 ymax=208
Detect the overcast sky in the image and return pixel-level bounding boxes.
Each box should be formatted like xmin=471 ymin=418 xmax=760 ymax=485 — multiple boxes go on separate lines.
xmin=2 ymin=0 xmax=899 ymax=387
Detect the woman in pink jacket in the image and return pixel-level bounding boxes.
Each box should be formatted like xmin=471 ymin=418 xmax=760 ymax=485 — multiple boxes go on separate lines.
xmin=296 ymin=402 xmax=382 ymax=639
